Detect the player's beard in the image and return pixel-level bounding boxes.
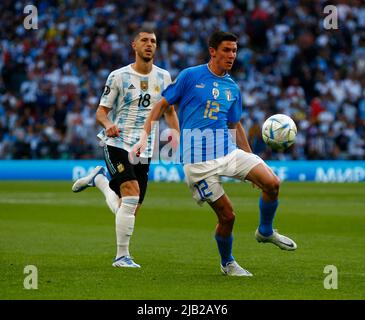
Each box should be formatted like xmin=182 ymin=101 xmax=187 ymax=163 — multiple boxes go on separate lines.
xmin=138 ymin=51 xmax=154 ymax=63
xmin=142 ymin=56 xmax=153 ymax=62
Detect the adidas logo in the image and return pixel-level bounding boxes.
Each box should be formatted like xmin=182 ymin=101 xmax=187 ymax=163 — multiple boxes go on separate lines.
xmin=128 ymin=84 xmax=136 ymax=89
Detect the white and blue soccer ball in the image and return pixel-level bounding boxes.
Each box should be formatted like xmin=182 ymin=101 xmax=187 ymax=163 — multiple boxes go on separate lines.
xmin=262 ymin=114 xmax=297 ymax=150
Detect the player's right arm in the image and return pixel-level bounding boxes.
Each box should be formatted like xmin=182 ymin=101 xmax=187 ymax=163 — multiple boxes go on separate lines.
xmin=96 ymin=105 xmax=120 ymax=137
xmin=132 ymin=69 xmax=188 ymax=155
xmin=96 ymin=71 xmax=121 ymax=137
xmin=132 ymin=97 xmax=170 ymax=155
xmin=227 ymin=84 xmax=252 ymax=152
xmin=228 ymin=121 xmax=252 ymax=153
xmin=145 ymin=98 xmax=170 ymax=136
xmin=146 ymin=68 xmax=188 ymax=135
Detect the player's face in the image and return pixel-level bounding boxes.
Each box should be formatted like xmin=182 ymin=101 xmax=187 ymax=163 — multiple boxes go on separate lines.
xmin=210 ymin=41 xmax=237 ymax=72
xmin=133 ymin=32 xmax=157 ymax=62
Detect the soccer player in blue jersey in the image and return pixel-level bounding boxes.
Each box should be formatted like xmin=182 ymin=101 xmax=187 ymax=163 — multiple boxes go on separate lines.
xmin=133 ymin=31 xmax=297 ymax=276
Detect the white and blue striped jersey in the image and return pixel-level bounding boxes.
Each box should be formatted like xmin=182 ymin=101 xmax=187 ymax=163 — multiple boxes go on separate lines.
xmin=97 ymin=64 xmax=172 ymax=158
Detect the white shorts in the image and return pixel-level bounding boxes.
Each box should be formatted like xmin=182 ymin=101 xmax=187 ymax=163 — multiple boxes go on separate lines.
xmin=183 ymin=149 xmax=264 ymax=205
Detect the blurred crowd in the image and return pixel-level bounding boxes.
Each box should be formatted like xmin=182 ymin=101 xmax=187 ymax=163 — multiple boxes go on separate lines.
xmin=1 ymin=0 xmax=365 ymax=160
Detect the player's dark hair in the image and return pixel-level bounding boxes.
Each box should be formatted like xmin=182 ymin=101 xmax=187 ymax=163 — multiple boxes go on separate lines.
xmin=208 ymin=31 xmax=237 ymax=49
xmin=133 ymin=27 xmax=156 ymax=40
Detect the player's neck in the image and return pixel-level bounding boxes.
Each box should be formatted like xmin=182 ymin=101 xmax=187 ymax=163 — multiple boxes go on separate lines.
xmin=132 ymin=59 xmax=153 ymax=75
xmin=207 ymin=61 xmax=226 ymax=77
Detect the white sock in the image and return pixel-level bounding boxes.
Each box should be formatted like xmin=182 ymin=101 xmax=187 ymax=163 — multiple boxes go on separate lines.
xmin=94 ymin=174 xmax=120 ymax=215
xmin=115 ymin=196 xmax=139 ymax=259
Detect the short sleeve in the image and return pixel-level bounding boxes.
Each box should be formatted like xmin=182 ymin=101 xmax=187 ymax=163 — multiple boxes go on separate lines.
xmin=99 ymin=71 xmax=119 ymax=108
xmin=227 ymin=89 xmax=243 ymax=123
xmin=164 ymin=72 xmax=172 ymax=87
xmin=162 ymin=69 xmax=189 ymax=105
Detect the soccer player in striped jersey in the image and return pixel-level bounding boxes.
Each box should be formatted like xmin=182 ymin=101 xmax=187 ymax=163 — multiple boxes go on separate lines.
xmin=133 ymin=31 xmax=297 ymax=276
xmin=72 ymin=28 xmax=179 ymax=268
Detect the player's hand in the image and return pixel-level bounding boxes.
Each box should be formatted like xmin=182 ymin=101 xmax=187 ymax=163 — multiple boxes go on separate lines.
xmin=168 ymin=129 xmax=180 ymax=150
xmin=131 ymin=130 xmax=148 ymax=157
xmin=105 ymin=124 xmax=120 ymax=137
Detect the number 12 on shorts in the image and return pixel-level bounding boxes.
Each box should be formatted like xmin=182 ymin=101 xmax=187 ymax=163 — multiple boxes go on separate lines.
xmin=194 ymin=179 xmax=213 ymax=200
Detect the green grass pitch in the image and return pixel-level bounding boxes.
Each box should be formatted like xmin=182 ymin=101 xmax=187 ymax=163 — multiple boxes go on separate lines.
xmin=0 ymin=181 xmax=364 ymax=300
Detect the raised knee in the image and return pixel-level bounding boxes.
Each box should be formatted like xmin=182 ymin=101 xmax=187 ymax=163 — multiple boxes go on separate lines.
xmin=265 ymin=176 xmax=280 ymax=195
xmin=219 ymin=208 xmax=235 ymax=226
xmin=225 ymin=213 xmax=235 ymax=225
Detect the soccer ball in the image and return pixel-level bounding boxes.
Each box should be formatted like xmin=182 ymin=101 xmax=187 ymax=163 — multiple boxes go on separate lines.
xmin=262 ymin=114 xmax=297 ymax=150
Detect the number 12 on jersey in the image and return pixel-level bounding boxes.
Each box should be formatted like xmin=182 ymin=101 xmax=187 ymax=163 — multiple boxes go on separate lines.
xmin=204 ymin=100 xmax=220 ymax=120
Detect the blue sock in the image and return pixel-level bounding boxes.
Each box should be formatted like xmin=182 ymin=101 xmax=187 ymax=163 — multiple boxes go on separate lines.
xmin=215 ymin=234 xmax=234 ymax=266
xmin=258 ymin=197 xmax=278 ymax=237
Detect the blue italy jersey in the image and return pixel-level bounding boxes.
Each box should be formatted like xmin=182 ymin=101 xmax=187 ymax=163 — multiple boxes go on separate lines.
xmin=162 ymin=64 xmax=243 ymax=164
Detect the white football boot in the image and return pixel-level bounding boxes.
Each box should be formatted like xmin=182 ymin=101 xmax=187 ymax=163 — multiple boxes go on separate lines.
xmin=255 ymin=229 xmax=297 ymax=251
xmin=221 ymin=261 xmax=253 ymax=277
xmin=112 ymin=256 xmax=141 ymax=268
xmin=72 ymin=166 xmax=106 ymax=193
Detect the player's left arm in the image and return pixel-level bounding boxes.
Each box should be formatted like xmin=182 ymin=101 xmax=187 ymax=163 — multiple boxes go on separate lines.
xmin=228 ymin=121 xmax=252 ymax=153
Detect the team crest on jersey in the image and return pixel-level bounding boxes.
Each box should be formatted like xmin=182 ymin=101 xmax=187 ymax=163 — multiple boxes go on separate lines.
xmin=140 ymin=80 xmax=148 ymax=91
xmin=225 ymin=90 xmax=231 ymax=101
xmin=212 ymin=88 xmax=220 ymax=99
xmin=154 ymin=85 xmax=160 ymax=93
xmin=117 ymin=163 xmax=125 ymax=173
